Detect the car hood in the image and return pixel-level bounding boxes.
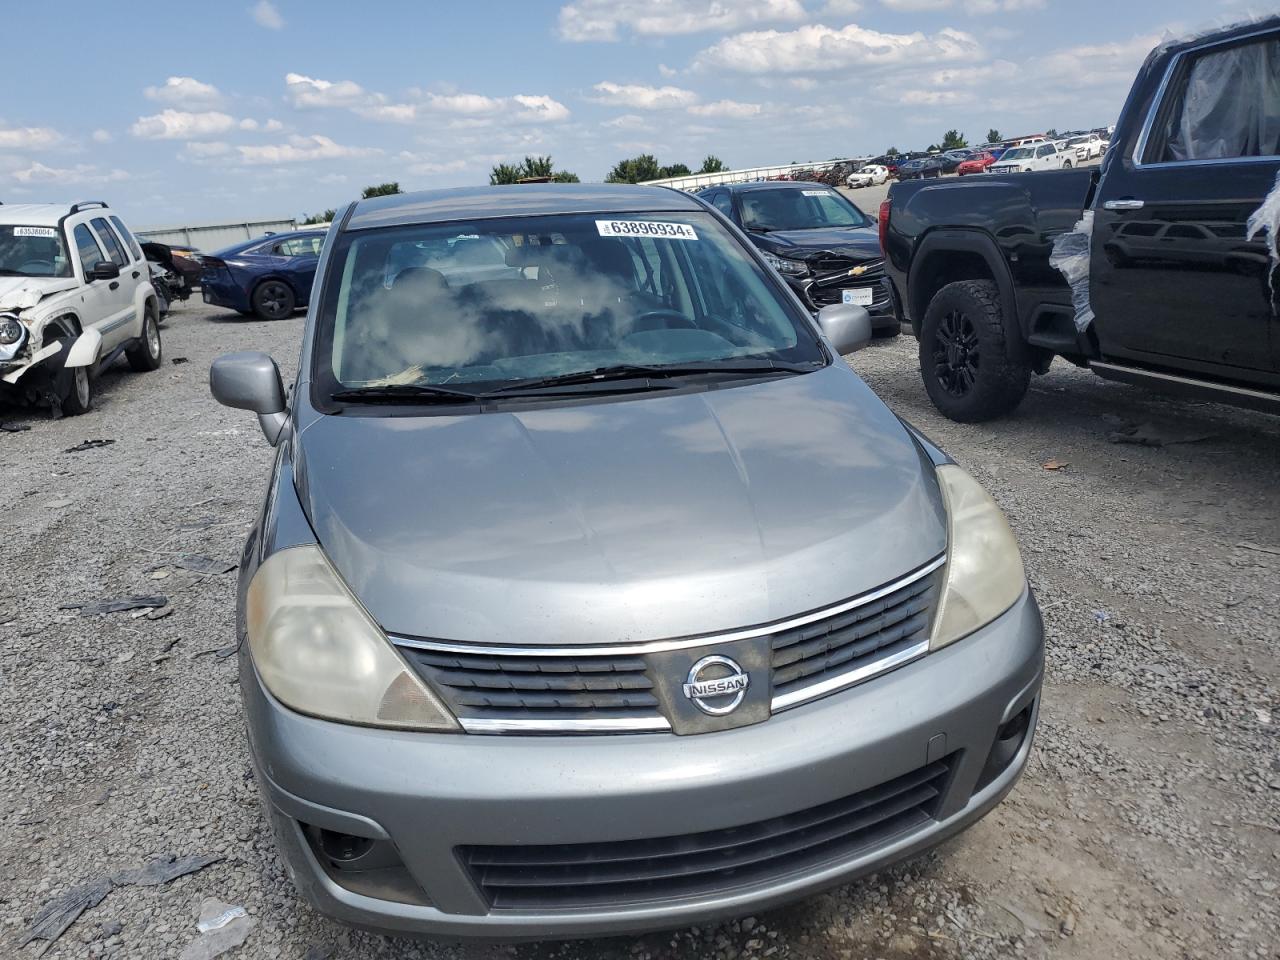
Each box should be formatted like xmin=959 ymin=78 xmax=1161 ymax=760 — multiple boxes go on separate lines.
xmin=749 ymin=226 xmax=882 ymax=263
xmin=294 ymin=364 xmax=947 ymax=646
xmin=0 ymin=276 xmax=78 ymax=312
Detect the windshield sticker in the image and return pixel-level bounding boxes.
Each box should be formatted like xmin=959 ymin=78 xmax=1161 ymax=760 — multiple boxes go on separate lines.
xmin=13 ymin=226 xmax=57 ymax=238
xmin=596 ymin=220 xmax=698 ymax=240
xmin=801 ymin=190 xmax=831 ymax=197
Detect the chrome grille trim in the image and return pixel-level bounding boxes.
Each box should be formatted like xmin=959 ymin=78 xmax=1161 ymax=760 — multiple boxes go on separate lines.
xmin=388 ymin=555 xmax=944 ymax=660
xmin=459 ymin=716 xmax=672 ymax=734
xmin=770 ymin=638 xmax=931 ymax=711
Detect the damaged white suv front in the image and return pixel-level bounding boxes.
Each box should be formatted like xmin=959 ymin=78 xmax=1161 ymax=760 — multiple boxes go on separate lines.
xmin=1 ymin=201 xmax=163 ymax=415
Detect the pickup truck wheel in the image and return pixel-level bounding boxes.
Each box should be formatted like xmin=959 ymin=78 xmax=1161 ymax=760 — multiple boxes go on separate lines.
xmin=60 ymin=363 xmax=93 ymax=416
xmin=920 ymin=279 xmax=1030 ymax=422
xmin=126 ymin=305 xmax=163 ymax=372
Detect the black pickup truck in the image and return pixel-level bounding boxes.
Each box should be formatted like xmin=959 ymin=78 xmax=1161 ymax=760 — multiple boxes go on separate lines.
xmin=882 ymin=16 xmax=1280 ymax=422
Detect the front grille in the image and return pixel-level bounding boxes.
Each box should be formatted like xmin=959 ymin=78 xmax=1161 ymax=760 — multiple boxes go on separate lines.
xmin=403 ymin=648 xmax=661 ymax=727
xmin=461 ymin=757 xmax=952 ymax=909
xmin=812 ymin=257 xmax=885 ymax=279
xmin=771 ymin=569 xmax=940 ymax=705
xmin=393 ymin=557 xmax=944 ymax=734
xmin=808 ymin=281 xmax=890 ymax=309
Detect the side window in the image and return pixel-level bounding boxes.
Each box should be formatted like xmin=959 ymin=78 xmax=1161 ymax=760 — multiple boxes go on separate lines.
xmin=109 ymin=215 xmax=144 ymax=261
xmin=711 ymin=193 xmax=735 ymax=219
xmin=275 ymin=235 xmax=324 ymax=257
xmin=73 ymin=223 xmax=105 ymax=277
xmin=1037 ymin=145 xmax=1052 ymax=158
xmin=90 ymin=217 xmax=129 ymax=266
xmin=1156 ymin=35 xmax=1280 ymax=162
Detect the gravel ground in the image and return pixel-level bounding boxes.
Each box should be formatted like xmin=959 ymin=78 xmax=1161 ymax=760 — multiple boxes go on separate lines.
xmin=1 ymin=301 xmax=1276 ymax=960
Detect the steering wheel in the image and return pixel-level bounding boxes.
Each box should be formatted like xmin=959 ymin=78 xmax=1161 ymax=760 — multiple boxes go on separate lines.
xmin=19 ymin=259 xmax=53 ymax=273
xmin=630 ymin=309 xmax=696 ymax=332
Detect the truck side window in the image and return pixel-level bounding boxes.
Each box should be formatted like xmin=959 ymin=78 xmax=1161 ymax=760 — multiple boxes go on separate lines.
xmin=73 ymin=223 xmax=105 ymax=277
xmin=1157 ymin=35 xmax=1280 ymax=162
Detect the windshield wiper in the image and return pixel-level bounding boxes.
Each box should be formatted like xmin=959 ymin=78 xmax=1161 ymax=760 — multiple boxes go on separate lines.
xmin=0 ymin=268 xmax=30 ymax=276
xmin=487 ymin=359 xmax=819 ymax=395
xmin=331 ymin=384 xmax=481 ymax=405
xmin=744 ymin=225 xmax=773 ymax=233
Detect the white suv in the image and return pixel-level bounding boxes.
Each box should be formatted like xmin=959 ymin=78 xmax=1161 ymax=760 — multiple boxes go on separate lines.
xmin=989 ymin=142 xmax=1071 ymax=174
xmin=0 ymin=201 xmax=162 ymax=415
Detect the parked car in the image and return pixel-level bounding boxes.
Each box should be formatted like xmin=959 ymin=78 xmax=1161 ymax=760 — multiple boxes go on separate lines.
xmin=897 ymin=156 xmax=946 ymax=180
xmin=881 ymin=15 xmax=1280 ymax=422
xmin=0 ymin=201 xmax=163 ymax=414
xmin=956 ymin=151 xmax=1000 ymax=176
xmin=200 ymin=229 xmax=327 ymax=320
xmin=210 ymin=182 xmax=1044 ymax=939
xmin=940 ymin=150 xmax=974 ymax=174
xmin=1065 ymin=133 xmax=1108 ymax=161
xmin=847 ymin=164 xmax=889 ymax=188
xmin=988 ymin=143 xmax=1071 ymax=173
xmin=698 ymin=181 xmax=900 ymax=334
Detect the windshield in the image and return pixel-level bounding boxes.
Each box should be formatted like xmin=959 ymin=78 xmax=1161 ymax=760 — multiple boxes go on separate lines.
xmin=0 ymin=225 xmax=73 ymax=278
xmin=738 ymin=189 xmax=871 ymax=232
xmin=313 ymin=211 xmax=824 ymax=401
xmin=1001 ymin=147 xmax=1033 ymax=160
xmin=1067 ymin=137 xmax=1089 ymax=146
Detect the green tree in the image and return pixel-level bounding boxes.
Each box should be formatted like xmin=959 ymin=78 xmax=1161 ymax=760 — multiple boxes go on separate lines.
xmin=885 ymin=146 xmax=900 ymax=157
xmin=699 ymin=155 xmax=727 ymax=174
xmin=489 ymin=156 xmax=579 ymax=184
xmin=606 ymin=154 xmax=662 ymax=183
xmin=940 ymin=129 xmax=967 ymax=150
xmin=986 ymin=128 xmax=1002 ymax=144
xmin=658 ymin=162 xmax=691 ymax=178
xmin=301 ymin=208 xmax=336 ymax=225
xmin=361 ymin=182 xmax=403 ymax=199
xmin=1045 ymin=128 xmax=1059 ymax=139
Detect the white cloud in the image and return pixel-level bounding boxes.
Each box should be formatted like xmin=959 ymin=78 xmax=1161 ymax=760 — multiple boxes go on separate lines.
xmin=10 ymin=162 xmax=129 ymax=184
xmin=250 ymin=0 xmax=284 ymax=29
xmin=264 ymin=118 xmax=284 ymax=131
xmin=822 ymin=0 xmax=863 ymax=14
xmin=694 ymin=23 xmax=983 ymax=73
xmin=591 ymin=81 xmax=698 ymax=109
xmin=658 ymin=63 xmax=678 ymax=78
xmin=91 ymin=129 xmax=112 ymax=143
xmin=130 ymin=109 xmax=237 ymax=140
xmin=928 ymin=59 xmax=1015 ymax=85
xmin=419 ymin=92 xmax=505 ymax=115
xmin=558 ymin=0 xmax=805 ymax=42
xmin=404 ymin=157 xmax=469 ymax=177
xmin=0 ymin=126 xmax=63 ymax=149
xmin=899 ymin=89 xmax=969 ymax=104
xmin=688 ymin=99 xmax=762 ymax=119
xmin=237 ymin=134 xmax=381 ymax=165
xmin=1040 ymin=34 xmax=1158 ymax=88
xmin=512 ymin=95 xmax=571 ymax=122
xmin=183 ymin=141 xmax=233 ymax=158
xmin=880 ymin=0 xmax=950 ymax=9
xmin=285 ymin=72 xmax=371 ymax=109
xmin=602 ymin=114 xmax=648 ymax=130
xmin=239 ymin=118 xmax=259 ymax=130
xmin=144 ymin=76 xmax=223 ymax=105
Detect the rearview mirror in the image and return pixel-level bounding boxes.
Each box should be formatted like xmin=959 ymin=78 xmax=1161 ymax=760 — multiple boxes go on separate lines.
xmin=210 ymin=351 xmax=288 ymax=445
xmin=816 ymin=303 xmax=872 ymax=355
xmin=90 ymin=261 xmax=120 ymax=281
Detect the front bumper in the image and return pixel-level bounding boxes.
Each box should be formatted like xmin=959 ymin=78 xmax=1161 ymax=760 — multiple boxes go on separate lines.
xmin=789 ymin=275 xmax=900 ymax=330
xmin=243 ymin=590 xmax=1043 ymax=939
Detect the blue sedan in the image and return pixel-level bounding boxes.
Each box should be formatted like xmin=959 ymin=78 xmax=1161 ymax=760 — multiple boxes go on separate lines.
xmin=201 ymin=230 xmax=326 ymax=320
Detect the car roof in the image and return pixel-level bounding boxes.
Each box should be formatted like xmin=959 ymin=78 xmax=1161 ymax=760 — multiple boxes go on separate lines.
xmin=345 ymin=183 xmax=702 ymax=231
xmin=711 ymin=181 xmax=840 ymax=195
xmin=0 ymin=203 xmax=73 ymax=226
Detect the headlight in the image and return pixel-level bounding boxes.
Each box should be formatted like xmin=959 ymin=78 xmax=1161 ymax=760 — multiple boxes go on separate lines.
xmin=0 ymin=315 xmax=24 ymax=346
xmin=762 ymin=252 xmax=809 ymax=277
xmin=930 ymin=465 xmax=1025 ymax=650
xmin=246 ymin=545 xmax=458 ymax=731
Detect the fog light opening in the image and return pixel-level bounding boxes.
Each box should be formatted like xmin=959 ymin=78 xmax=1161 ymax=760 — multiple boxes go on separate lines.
xmin=318 ymin=829 xmax=375 ymax=864
xmin=975 ymin=702 xmax=1034 ymax=793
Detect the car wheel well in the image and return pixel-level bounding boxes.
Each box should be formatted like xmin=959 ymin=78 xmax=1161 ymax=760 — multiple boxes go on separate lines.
xmin=913 ymin=250 xmax=995 ymax=321
xmin=41 ymin=314 xmax=82 ymax=345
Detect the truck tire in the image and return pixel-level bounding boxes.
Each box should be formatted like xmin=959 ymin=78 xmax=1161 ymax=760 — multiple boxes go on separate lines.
xmin=59 ymin=361 xmax=93 ymax=416
xmin=919 ymin=279 xmax=1030 ymax=422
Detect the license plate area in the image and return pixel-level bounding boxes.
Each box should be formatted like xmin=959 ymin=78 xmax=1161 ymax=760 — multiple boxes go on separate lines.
xmin=842 ymin=287 xmax=874 ymax=306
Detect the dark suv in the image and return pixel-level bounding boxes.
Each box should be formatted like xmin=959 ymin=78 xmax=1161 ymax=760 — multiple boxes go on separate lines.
xmin=698 ymin=182 xmax=899 ymax=335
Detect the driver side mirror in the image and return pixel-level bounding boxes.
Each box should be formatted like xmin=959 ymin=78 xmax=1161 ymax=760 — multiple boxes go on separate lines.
xmin=816 ymin=303 xmax=872 ymax=355
xmin=90 ymin=261 xmax=120 ymax=282
xmin=210 ymin=351 xmax=289 ymax=445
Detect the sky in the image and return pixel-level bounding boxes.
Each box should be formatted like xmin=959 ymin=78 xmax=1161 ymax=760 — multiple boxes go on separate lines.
xmin=0 ymin=0 xmax=1263 ymax=228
